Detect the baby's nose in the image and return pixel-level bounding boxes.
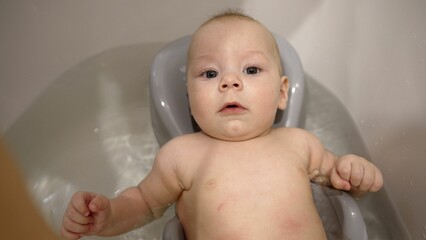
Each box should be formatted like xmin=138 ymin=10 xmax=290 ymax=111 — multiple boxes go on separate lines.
xmin=219 ymin=74 xmax=243 ymax=91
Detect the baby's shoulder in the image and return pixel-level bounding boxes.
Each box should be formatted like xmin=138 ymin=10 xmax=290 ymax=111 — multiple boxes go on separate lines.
xmin=163 ymin=131 xmax=207 ymax=146
xmin=273 ymin=127 xmax=325 ymax=153
xmin=272 ymin=127 xmax=312 ymax=139
xmin=271 ymin=127 xmax=321 ymax=147
xmin=158 ymin=132 xmax=208 ymax=158
xmin=156 ymin=133 xmax=207 ymax=186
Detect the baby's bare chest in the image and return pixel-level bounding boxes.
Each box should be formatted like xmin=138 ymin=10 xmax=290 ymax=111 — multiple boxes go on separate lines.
xmin=176 ymin=147 xmax=320 ymax=238
xmin=189 ymin=145 xmax=310 ymax=210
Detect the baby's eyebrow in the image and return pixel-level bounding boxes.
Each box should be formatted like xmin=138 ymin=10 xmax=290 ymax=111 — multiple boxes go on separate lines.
xmin=188 ymin=54 xmax=217 ymax=67
xmin=188 ymin=50 xmax=271 ymax=69
xmin=242 ymin=50 xmax=270 ymax=61
xmin=187 ymin=53 xmax=214 ymax=70
xmin=192 ymin=54 xmax=214 ymax=61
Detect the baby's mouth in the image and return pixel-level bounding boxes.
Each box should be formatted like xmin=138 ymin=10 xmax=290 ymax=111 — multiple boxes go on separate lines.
xmin=219 ymin=102 xmax=247 ymax=114
xmin=226 ymin=104 xmax=239 ymax=108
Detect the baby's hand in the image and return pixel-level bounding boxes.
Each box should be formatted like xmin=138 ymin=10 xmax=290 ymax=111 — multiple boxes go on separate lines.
xmin=330 ymin=154 xmax=383 ymax=196
xmin=60 ymin=191 xmax=111 ymax=240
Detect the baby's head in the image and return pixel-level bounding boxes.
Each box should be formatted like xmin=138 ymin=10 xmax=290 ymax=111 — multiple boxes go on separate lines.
xmin=188 ymin=11 xmax=283 ymax=76
xmin=186 ymin=11 xmax=289 ymax=141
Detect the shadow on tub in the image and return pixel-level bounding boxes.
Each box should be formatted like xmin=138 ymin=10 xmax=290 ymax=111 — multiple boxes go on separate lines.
xmin=149 ymin=35 xmax=368 ymax=240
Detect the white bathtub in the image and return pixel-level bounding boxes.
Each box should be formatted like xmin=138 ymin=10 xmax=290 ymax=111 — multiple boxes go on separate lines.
xmin=4 ymin=43 xmax=408 ymax=239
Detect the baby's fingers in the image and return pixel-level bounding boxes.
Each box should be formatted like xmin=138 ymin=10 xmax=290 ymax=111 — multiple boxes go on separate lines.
xmin=84 ymin=194 xmax=112 ymax=235
xmin=67 ymin=201 xmax=94 ymax=225
xmin=347 ymin=160 xmax=365 ymax=187
xmin=336 ymin=155 xmax=384 ymax=192
xmin=355 ymin=164 xmax=373 ymax=191
xmin=71 ymin=191 xmax=97 ymax=216
xmin=348 ymin=160 xmax=383 ymax=192
xmin=61 ymin=191 xmax=97 ymax=239
xmin=88 ymin=194 xmax=110 ymax=213
xmin=336 ymin=155 xmax=367 ymax=186
xmin=368 ymin=167 xmax=383 ymax=192
xmin=334 ymin=156 xmax=353 ymax=182
xmin=60 ymin=225 xmax=82 ymax=240
xmin=61 ymin=206 xmax=93 ymax=239
xmin=61 ymin=216 xmax=90 ymax=239
xmin=330 ymin=166 xmax=351 ymax=191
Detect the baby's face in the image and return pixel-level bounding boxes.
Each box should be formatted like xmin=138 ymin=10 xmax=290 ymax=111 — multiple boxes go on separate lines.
xmin=187 ymin=18 xmax=288 ymax=141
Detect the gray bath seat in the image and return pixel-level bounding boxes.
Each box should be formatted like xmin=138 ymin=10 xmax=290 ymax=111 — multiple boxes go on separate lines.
xmin=150 ymin=35 xmax=368 ymax=240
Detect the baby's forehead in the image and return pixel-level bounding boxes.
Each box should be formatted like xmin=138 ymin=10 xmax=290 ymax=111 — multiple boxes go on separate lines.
xmin=195 ymin=17 xmax=272 ymax=42
xmin=191 ymin=18 xmax=277 ymax=52
xmin=188 ymin=18 xmax=282 ymax=72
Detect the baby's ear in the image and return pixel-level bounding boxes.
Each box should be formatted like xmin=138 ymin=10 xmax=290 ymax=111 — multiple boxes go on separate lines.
xmin=278 ymin=76 xmax=289 ymax=110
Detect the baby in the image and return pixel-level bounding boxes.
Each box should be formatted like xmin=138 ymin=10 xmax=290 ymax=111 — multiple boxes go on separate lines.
xmin=61 ymin=12 xmax=383 ymax=240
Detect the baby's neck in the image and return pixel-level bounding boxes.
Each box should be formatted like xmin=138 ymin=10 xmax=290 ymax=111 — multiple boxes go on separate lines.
xmin=200 ymin=127 xmax=274 ymax=142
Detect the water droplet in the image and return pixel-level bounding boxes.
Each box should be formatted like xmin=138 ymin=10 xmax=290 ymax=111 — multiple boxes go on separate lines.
xmin=114 ymin=189 xmax=122 ymax=196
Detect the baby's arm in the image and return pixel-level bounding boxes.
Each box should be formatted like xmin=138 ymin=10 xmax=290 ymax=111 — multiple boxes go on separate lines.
xmin=303 ymin=130 xmax=383 ymax=196
xmin=60 ymin=142 xmax=184 ymax=239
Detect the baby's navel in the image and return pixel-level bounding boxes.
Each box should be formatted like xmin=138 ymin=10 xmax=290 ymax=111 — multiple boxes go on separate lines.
xmin=205 ymin=178 xmax=217 ymax=190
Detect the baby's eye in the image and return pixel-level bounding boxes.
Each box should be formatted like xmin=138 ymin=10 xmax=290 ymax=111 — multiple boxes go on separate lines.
xmin=244 ymin=66 xmax=260 ymax=75
xmin=203 ymin=70 xmax=218 ymax=79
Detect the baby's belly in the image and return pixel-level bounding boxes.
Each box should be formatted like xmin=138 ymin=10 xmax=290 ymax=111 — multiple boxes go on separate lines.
xmin=176 ymin=175 xmax=327 ymax=239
